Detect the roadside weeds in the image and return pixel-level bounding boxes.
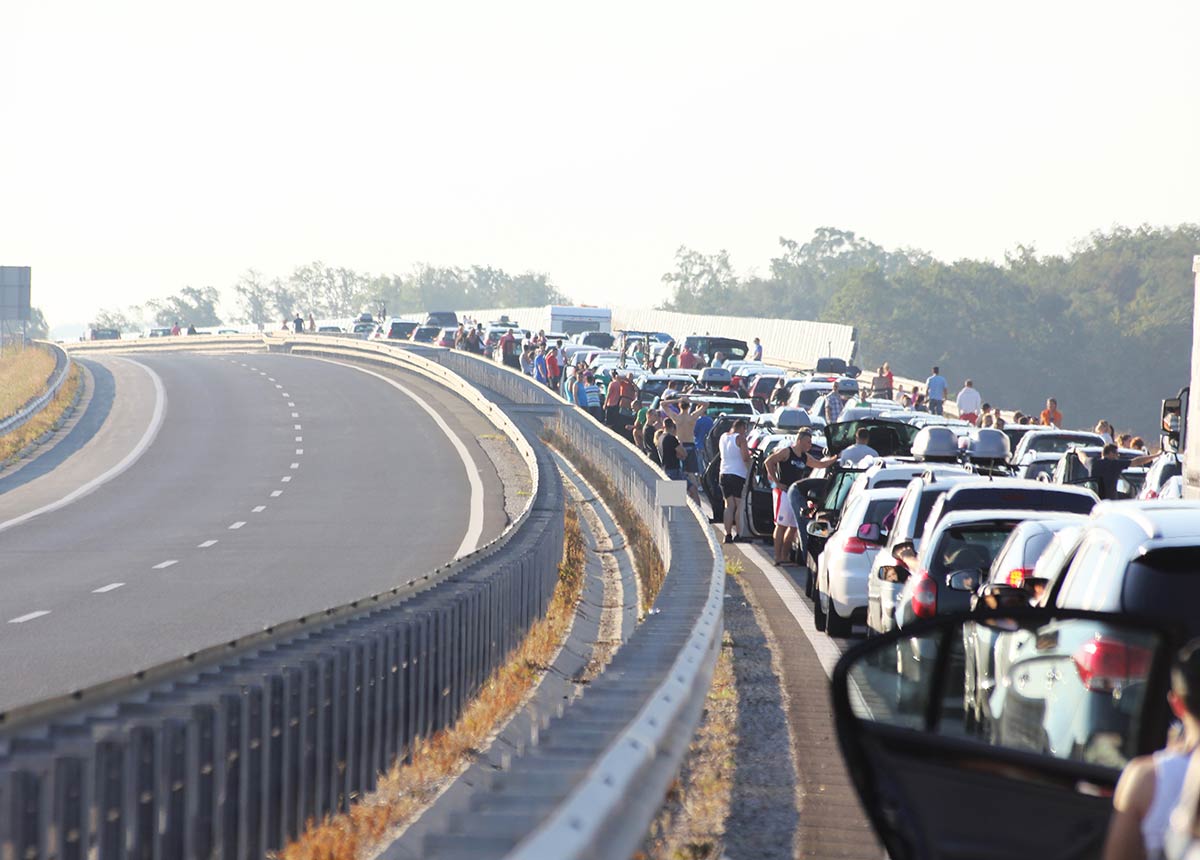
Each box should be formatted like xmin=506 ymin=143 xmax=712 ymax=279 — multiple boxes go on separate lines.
xmin=0 ymin=362 xmax=82 ymax=465
xmin=277 ymin=502 xmax=587 ymax=860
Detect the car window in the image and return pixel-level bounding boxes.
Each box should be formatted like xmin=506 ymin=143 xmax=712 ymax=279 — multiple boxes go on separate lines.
xmin=864 ymin=497 xmax=900 ymax=526
xmin=1057 ymin=534 xmax=1119 ymax=610
xmin=1122 ymin=547 xmax=1200 ymax=639
xmin=927 ymin=523 xmax=1019 ymax=576
xmin=1028 ymin=434 xmax=1104 ymax=455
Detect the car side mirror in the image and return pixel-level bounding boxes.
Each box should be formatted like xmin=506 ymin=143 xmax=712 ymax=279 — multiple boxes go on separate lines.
xmin=946 ymin=569 xmax=981 ymax=592
xmin=807 ymin=521 xmax=832 ymax=539
xmin=878 ymin=565 xmax=908 ymax=583
xmin=857 ymin=523 xmax=882 ymax=543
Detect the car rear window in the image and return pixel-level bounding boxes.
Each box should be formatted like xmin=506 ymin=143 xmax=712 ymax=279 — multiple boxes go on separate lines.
xmin=1028 ymin=434 xmax=1103 ymax=455
xmin=945 ymin=487 xmax=1095 ymax=516
xmin=1123 ymin=547 xmax=1200 ymax=639
xmin=930 ymin=524 xmax=1020 ymax=576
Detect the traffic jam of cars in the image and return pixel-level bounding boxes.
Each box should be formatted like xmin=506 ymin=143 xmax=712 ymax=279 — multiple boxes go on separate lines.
xmin=314 ymin=308 xmax=1199 ymax=858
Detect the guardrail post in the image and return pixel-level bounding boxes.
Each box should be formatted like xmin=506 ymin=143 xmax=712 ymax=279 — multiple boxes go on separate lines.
xmin=262 ymin=675 xmax=286 ymax=853
xmin=238 ymin=684 xmax=264 ymax=860
xmin=344 ymin=642 xmax=363 ymax=803
xmin=331 ymin=647 xmax=350 ymax=814
xmin=213 ymin=692 xmax=242 ymax=860
xmin=125 ymin=725 xmax=155 ymax=860
xmin=4 ymin=769 xmax=41 ymax=860
xmin=186 ymin=704 xmax=216 ymax=860
xmin=279 ymin=666 xmax=303 ymax=844
xmin=52 ymin=755 xmax=85 ymax=860
xmin=157 ymin=720 xmax=187 ymax=860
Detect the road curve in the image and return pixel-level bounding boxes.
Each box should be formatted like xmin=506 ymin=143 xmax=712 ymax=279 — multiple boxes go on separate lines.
xmin=0 ymin=351 xmax=510 ymax=711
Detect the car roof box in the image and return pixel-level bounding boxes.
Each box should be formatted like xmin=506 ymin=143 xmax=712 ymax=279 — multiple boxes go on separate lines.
xmin=911 ymin=426 xmax=961 ymax=462
xmin=699 ymin=367 xmax=732 ymax=386
xmin=770 ymin=407 xmax=812 ymax=431
xmin=966 ymin=428 xmax=1011 ymax=462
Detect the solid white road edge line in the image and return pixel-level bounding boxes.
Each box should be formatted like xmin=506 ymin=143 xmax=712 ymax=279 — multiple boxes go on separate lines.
xmin=725 ymin=528 xmax=872 ymax=715
xmin=303 ymin=357 xmax=486 ymax=558
xmin=0 ymin=358 xmax=168 ymax=536
xmin=9 ymin=611 xmax=50 ymax=624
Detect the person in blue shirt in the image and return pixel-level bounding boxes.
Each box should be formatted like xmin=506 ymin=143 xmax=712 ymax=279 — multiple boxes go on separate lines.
xmin=925 ymin=366 xmax=948 ymax=416
xmin=533 ymin=348 xmax=549 ymax=385
xmin=693 ymin=409 xmax=715 ymax=474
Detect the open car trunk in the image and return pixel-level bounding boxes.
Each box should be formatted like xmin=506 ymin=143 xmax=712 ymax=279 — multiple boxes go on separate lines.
xmin=825 ymin=419 xmax=921 ymax=459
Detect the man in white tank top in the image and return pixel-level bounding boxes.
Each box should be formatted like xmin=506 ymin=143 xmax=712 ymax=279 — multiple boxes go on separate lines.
xmin=1104 ymin=640 xmax=1200 ymax=860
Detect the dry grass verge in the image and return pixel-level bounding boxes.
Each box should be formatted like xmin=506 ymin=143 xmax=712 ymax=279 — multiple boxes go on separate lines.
xmin=541 ymin=426 xmax=666 ymax=612
xmin=638 ymin=610 xmax=738 ymax=858
xmin=0 ymin=344 xmax=56 ymax=418
xmin=0 ymin=362 xmax=82 ymax=464
xmin=278 ymin=501 xmax=586 ymax=860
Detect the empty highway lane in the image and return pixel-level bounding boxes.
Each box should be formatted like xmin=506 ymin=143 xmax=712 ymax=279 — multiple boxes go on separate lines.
xmin=0 ymin=351 xmax=511 ymax=711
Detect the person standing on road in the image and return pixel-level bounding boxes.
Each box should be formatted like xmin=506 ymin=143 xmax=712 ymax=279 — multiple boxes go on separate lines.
xmin=764 ymin=428 xmax=838 ymax=565
xmin=658 ymin=418 xmax=686 ymax=480
xmin=545 ymin=347 xmax=561 ymax=392
xmin=170 ymin=321 xmax=181 ymax=336
xmin=870 ymin=366 xmax=890 ymax=399
xmin=660 ymin=396 xmax=708 ymax=496
xmin=882 ymin=362 xmax=894 ymax=399
xmin=679 ymin=344 xmax=697 ymax=369
xmin=925 ymin=366 xmax=948 ymax=416
xmin=955 ymin=379 xmax=983 ymax=425
xmin=534 ymin=347 xmax=549 ymax=386
xmin=1104 ymin=639 xmax=1200 ymax=860
xmin=752 ymin=337 xmax=763 ymax=361
xmin=293 ymin=314 xmax=304 ymax=334
xmin=718 ymin=418 xmax=752 ymax=544
xmin=824 ymin=379 xmax=855 ymax=425
xmin=1074 ymin=444 xmax=1157 ymax=500
xmin=1040 ymin=398 xmax=1063 ymax=427
xmin=307 ymin=312 xmax=316 ymax=333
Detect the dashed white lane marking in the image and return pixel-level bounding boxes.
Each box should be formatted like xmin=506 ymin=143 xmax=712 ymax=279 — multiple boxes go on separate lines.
xmin=9 ymin=611 xmax=50 ymax=624
xmin=275 ymin=384 xmax=283 ymax=389
xmin=291 ymin=412 xmax=299 ymax=418
xmin=229 ymin=521 xmax=246 ymax=530
xmin=290 ymin=462 xmax=300 ymax=469
xmin=282 ymin=392 xmax=289 ymax=397
xmin=270 ymin=490 xmax=283 ymax=497
xmin=268 ymin=377 xmax=275 ymax=382
xmin=295 ymin=436 xmax=303 ymax=442
xmin=152 ymin=560 xmax=179 ymax=570
xmin=93 ymin=583 xmax=125 ymax=593
xmin=287 ymin=402 xmax=295 ymax=407
xmin=303 ymin=357 xmax=486 ymax=558
xmin=0 ymin=359 xmax=167 ymax=536
xmin=294 ymin=424 xmax=302 ymax=430
xmin=296 ymin=448 xmax=304 ymax=455
xmin=281 ymin=476 xmax=292 ymax=483
xmin=198 ymin=539 xmax=218 ymax=548
xmin=259 ymin=372 xmax=266 ymax=376
xmin=252 ymin=505 xmax=266 ymax=513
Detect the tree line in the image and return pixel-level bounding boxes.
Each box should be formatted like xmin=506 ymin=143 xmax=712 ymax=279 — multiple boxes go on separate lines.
xmin=93 ymin=263 xmax=566 ymax=331
xmin=661 ymin=224 xmax=1200 ymax=437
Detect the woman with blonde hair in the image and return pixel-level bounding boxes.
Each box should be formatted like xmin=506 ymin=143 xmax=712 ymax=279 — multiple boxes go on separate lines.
xmin=1094 ymin=420 xmax=1115 ymax=445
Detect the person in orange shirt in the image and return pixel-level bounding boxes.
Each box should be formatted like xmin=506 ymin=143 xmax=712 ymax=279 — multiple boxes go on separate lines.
xmin=1040 ymin=397 xmax=1063 ymax=427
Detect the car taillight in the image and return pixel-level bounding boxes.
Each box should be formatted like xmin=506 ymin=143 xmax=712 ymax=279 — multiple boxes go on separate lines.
xmin=1005 ymin=567 xmax=1035 ymax=588
xmin=843 ymin=536 xmax=869 ymax=555
xmin=912 ymin=570 xmax=937 ymax=618
xmin=1073 ymin=637 xmax=1153 ymax=692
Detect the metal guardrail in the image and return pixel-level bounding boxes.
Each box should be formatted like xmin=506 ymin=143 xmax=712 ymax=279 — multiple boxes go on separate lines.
xmin=0 ymin=342 xmax=71 ymax=437
xmin=0 ymin=339 xmax=564 ymax=860
xmin=40 ymin=335 xmax=726 ymax=860
xmin=376 ymin=345 xmax=725 ymax=860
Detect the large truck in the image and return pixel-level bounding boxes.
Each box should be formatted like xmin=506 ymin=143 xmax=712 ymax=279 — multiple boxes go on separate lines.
xmin=1167 ymin=255 xmax=1200 ymax=496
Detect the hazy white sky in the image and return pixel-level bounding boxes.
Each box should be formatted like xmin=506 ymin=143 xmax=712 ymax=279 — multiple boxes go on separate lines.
xmin=3 ymin=1 xmax=1197 ymax=330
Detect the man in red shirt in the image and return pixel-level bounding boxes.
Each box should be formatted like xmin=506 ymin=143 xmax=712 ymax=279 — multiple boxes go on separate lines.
xmin=545 ymin=347 xmax=561 ymax=392
xmin=679 ymin=345 xmax=696 ymax=369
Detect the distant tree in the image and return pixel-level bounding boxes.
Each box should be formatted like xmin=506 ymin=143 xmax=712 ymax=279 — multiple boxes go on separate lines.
xmin=233 ymin=269 xmax=274 ymax=329
xmin=660 ymin=247 xmax=739 ymax=312
xmin=146 ymin=287 xmax=222 ymax=328
xmin=28 ymin=307 xmax=49 ymax=339
xmin=93 ymin=308 xmax=142 ymax=332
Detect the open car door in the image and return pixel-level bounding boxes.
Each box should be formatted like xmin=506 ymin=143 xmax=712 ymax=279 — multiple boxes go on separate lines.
xmin=831 ymin=607 xmax=1180 ymax=860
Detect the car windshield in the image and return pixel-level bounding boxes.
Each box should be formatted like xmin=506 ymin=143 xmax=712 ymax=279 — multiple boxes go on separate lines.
xmin=795 ymin=388 xmax=828 ymax=409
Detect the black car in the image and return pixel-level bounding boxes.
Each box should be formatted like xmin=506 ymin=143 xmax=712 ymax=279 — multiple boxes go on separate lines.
xmin=683 ymin=335 xmax=749 ymax=365
xmin=411 ymin=325 xmax=441 ymax=343
xmin=387 ymin=320 xmax=419 ymax=340
xmin=424 ymin=311 xmax=459 ymax=328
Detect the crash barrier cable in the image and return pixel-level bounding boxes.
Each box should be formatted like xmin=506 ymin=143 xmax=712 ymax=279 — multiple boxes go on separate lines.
xmin=0 ymin=342 xmax=71 ymax=437
xmin=0 ymin=338 xmax=562 ymax=860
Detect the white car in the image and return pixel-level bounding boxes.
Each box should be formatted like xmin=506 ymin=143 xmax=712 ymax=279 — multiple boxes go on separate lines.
xmin=814 ymin=487 xmax=905 ymax=636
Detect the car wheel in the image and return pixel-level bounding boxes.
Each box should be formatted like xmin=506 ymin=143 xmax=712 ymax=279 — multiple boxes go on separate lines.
xmin=826 ymin=599 xmax=852 ymax=637
xmin=813 ymin=585 xmax=827 ymax=631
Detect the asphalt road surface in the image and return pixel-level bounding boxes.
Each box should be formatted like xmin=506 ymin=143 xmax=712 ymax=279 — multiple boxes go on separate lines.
xmin=0 ymin=351 xmax=510 ymax=712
